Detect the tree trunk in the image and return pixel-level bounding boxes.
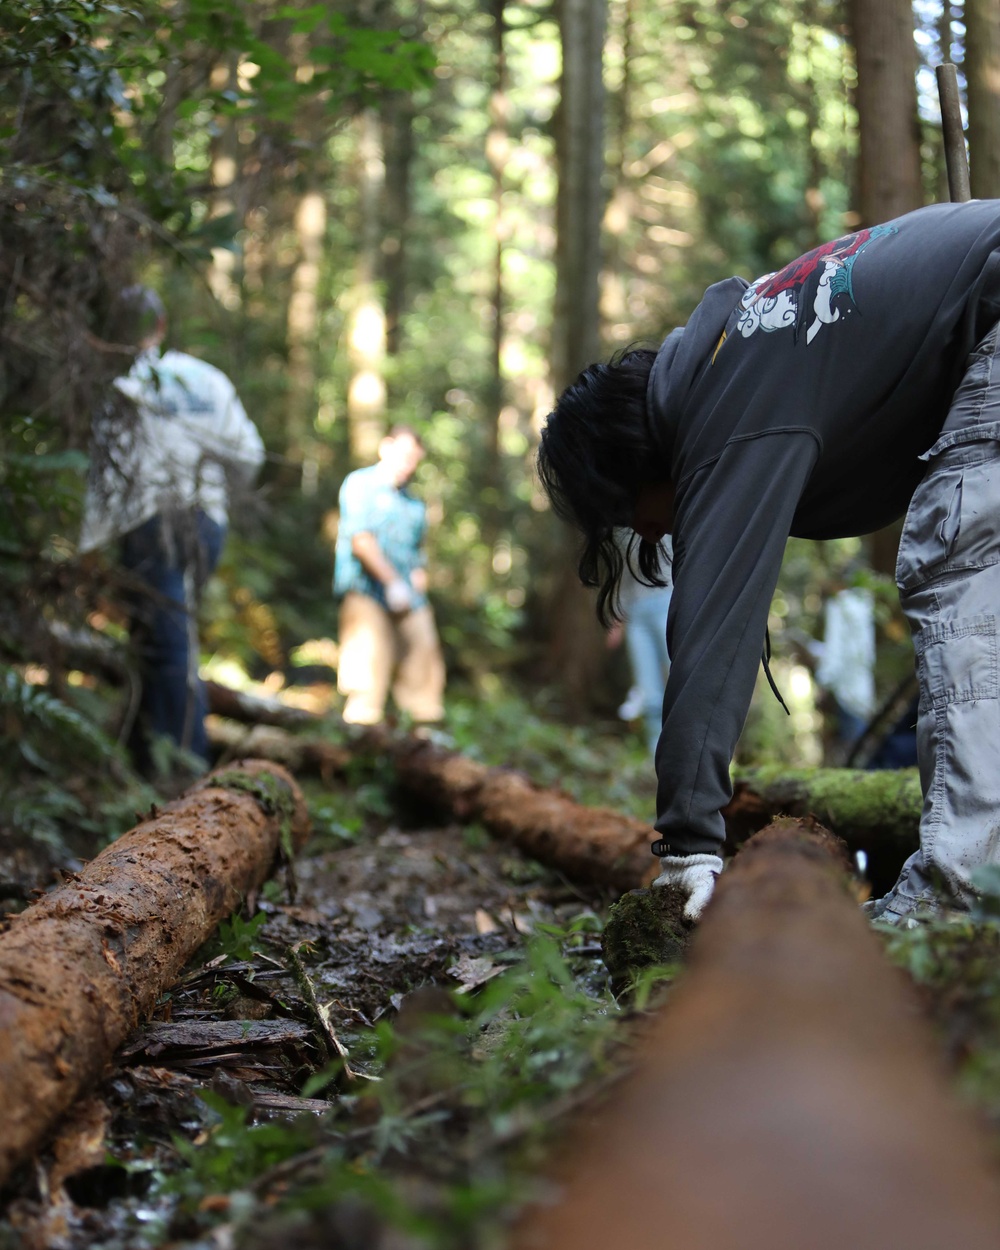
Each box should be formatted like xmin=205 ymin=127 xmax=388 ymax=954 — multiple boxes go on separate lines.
xmin=286 ymin=186 xmax=328 ymax=495
xmin=347 ymin=109 xmax=388 ymax=465
xmin=382 ymin=88 xmax=415 ymax=359
xmin=849 ymin=0 xmax=923 ymax=226
xmin=481 ymin=0 xmax=509 ymax=552
xmin=850 ymin=0 xmax=923 ymax=578
xmin=0 ymin=761 xmax=309 ymax=1187
xmin=548 ymin=0 xmax=610 ymax=711
xmin=966 ymin=0 xmax=1000 ymax=199
xmin=207 ymin=53 xmax=242 ymax=311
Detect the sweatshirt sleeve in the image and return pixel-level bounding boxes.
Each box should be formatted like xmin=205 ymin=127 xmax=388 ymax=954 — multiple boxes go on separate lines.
xmin=653 ymin=430 xmax=820 ymax=855
xmin=214 ymin=382 xmax=265 ymax=485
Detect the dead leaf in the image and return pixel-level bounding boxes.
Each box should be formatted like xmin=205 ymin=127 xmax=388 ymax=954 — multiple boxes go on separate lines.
xmin=448 ymin=954 xmax=505 ymax=994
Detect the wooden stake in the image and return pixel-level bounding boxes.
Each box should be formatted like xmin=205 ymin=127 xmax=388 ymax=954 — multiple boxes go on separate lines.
xmin=936 ymin=63 xmax=972 ymax=202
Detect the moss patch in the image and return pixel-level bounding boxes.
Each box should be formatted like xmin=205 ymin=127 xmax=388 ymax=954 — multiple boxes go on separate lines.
xmin=601 ymin=886 xmax=691 ymax=993
xmin=733 ymin=765 xmax=921 ymax=844
xmin=211 ymin=769 xmax=297 ymax=859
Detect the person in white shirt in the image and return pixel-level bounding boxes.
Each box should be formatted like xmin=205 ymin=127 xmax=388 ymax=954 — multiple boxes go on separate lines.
xmin=79 ymin=287 xmax=264 ymax=776
xmin=809 ymin=582 xmax=876 ymax=759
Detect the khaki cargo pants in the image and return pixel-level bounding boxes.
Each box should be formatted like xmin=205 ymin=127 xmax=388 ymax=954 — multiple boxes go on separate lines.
xmin=336 ymin=591 xmax=446 ymax=726
xmin=883 ymin=323 xmax=1000 ymax=917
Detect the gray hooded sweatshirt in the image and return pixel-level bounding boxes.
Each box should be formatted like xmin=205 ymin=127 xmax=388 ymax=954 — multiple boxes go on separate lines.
xmin=648 ymin=199 xmax=1000 ymax=855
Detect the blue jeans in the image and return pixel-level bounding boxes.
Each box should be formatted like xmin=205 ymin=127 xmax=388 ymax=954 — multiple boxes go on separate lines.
xmin=625 ymin=586 xmax=673 ymax=754
xmin=120 ymin=510 xmax=224 ymax=772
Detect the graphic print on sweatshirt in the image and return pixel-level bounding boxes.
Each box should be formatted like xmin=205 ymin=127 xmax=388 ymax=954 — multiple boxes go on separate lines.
xmin=736 ymin=223 xmax=897 ymax=345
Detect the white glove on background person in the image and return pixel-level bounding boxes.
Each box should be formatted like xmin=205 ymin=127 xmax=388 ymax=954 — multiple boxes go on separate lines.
xmin=385 ymin=577 xmax=413 ymax=614
xmin=652 ymin=854 xmax=724 ymax=921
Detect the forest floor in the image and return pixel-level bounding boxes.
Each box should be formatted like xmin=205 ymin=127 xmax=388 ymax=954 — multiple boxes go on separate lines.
xmin=3 ymin=690 xmax=1000 ymax=1249
xmin=0 ymin=696 xmax=670 ymax=1250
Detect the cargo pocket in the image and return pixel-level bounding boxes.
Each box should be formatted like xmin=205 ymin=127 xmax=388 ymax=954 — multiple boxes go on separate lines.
xmin=896 ymin=436 xmax=1000 ymax=594
xmin=913 ymin=614 xmax=998 ymax=710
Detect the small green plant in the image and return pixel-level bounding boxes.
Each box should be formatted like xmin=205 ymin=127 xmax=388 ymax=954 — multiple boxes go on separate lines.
xmin=160 ymin=1092 xmax=322 ymax=1214
xmin=307 ymin=796 xmax=366 ymax=846
xmin=211 ymin=910 xmax=269 ymax=962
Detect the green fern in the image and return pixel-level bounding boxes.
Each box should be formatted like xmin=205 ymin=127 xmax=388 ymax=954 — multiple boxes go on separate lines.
xmin=0 ymin=664 xmax=118 ymax=774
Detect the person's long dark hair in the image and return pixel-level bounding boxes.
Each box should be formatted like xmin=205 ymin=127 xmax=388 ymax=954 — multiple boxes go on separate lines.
xmin=536 ymin=346 xmax=671 ymax=626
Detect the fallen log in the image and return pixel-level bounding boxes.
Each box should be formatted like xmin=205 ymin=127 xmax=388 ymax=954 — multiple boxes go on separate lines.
xmin=0 ymin=759 xmax=309 ymax=1188
xmin=513 ymin=819 xmax=1000 ymax=1250
xmin=204 ymin=680 xmax=322 ymax=731
xmin=208 ymin=719 xmax=656 ymax=892
xmin=724 ymin=764 xmax=920 ymax=891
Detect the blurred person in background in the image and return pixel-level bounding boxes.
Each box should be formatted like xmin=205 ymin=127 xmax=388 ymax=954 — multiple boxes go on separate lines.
xmin=333 ymin=426 xmax=445 ymax=727
xmin=608 ymin=534 xmax=673 ymax=757
xmin=800 ymin=576 xmax=876 ymax=764
xmin=80 ymin=285 xmax=264 ymax=779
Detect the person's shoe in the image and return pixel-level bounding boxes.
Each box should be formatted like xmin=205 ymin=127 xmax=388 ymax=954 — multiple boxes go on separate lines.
xmin=862 ymin=890 xmax=943 ymax=927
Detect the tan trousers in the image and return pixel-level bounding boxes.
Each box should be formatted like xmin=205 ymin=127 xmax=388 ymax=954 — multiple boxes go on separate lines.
xmin=337 ymin=591 xmax=446 ymax=725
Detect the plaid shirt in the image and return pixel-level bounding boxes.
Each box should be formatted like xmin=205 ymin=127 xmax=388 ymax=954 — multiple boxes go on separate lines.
xmin=333 ymin=463 xmax=428 ymax=610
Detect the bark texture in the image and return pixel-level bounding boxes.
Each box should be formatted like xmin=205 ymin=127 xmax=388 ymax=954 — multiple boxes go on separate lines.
xmin=514 ymin=819 xmax=1000 ymax=1250
xmin=0 ymin=759 xmax=309 ymax=1187
xmin=849 ymin=0 xmax=923 ymax=226
xmin=966 ymin=0 xmax=1000 ymax=199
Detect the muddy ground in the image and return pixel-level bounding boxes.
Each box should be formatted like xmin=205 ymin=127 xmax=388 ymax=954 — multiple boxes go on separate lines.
xmin=0 ymin=774 xmax=629 ymax=1250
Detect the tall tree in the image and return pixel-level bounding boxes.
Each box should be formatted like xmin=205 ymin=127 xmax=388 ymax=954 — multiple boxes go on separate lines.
xmin=849 ymin=0 xmax=923 ymax=226
xmin=547 ymin=0 xmax=609 ymax=710
xmin=346 ymin=108 xmax=389 ymax=465
xmin=849 ymin=0 xmax=922 ymax=578
xmin=966 ymin=0 xmax=1000 ymax=198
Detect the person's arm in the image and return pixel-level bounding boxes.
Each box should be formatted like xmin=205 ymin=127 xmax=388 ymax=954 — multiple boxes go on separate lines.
xmin=349 ymin=532 xmax=414 ymax=612
xmin=351 ymin=531 xmax=400 ymax=584
xmin=215 ymin=387 xmax=265 ymax=485
xmin=653 ymin=431 xmax=821 ymax=860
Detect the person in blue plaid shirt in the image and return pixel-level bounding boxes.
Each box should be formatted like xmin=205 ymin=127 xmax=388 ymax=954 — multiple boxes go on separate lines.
xmin=334 ymin=426 xmax=445 ymax=725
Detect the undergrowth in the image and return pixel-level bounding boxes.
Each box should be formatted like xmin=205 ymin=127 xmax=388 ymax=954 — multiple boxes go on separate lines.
xmin=879 ymin=874 xmax=1000 ymax=1128
xmin=132 ymin=929 xmax=674 ymax=1249
xmin=443 ymin=688 xmax=656 ymax=820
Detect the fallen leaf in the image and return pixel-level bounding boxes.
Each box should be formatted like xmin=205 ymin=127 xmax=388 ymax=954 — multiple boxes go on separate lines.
xmin=448 ymin=954 xmax=505 ymax=994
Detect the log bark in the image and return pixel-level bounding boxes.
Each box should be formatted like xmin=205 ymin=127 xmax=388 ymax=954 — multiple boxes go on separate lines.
xmin=208 ymin=719 xmax=656 ymax=892
xmin=513 ymin=819 xmax=1000 ymax=1250
xmin=0 ymin=759 xmax=309 ymax=1187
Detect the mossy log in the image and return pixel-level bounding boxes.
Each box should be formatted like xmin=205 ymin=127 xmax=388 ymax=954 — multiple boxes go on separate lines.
xmin=724 ymin=765 xmax=921 ymax=889
xmin=207 ymin=719 xmax=657 ymax=892
xmin=0 ymin=759 xmax=309 ymax=1188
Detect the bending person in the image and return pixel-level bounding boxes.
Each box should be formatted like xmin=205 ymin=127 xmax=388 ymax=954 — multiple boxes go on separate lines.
xmin=538 ymin=200 xmax=1000 ymax=925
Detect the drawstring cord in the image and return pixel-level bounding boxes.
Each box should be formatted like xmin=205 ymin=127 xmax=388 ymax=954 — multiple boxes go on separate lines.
xmin=762 ymin=627 xmax=790 ymax=716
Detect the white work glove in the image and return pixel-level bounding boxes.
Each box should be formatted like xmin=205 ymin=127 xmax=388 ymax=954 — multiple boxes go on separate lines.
xmin=385 ymin=577 xmax=413 ymax=614
xmin=652 ymin=853 xmax=724 ymax=921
